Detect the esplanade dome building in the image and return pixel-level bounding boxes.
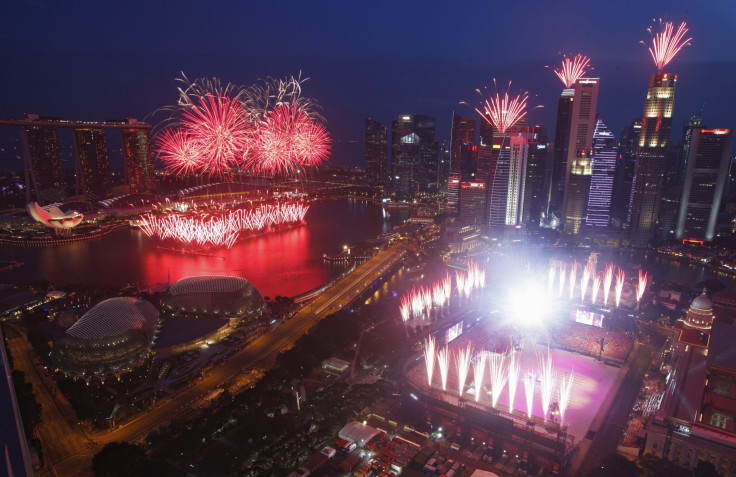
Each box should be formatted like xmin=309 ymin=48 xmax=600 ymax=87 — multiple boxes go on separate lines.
xmin=52 ymin=297 xmax=159 ymax=377
xmin=161 ymin=276 xmax=266 ymax=325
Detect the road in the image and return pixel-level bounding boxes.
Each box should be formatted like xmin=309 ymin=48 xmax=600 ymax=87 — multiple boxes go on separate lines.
xmin=11 ymin=243 xmax=408 ymax=475
xmin=4 ymin=324 xmax=94 ymax=477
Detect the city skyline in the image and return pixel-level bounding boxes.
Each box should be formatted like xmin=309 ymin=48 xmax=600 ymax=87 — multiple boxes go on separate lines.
xmin=1 ymin=2 xmax=735 ymax=168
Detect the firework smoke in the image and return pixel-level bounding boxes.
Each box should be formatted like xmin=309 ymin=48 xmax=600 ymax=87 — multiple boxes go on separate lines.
xmin=569 ymin=260 xmax=578 ymax=300
xmin=507 ymin=349 xmax=520 ymax=414
xmin=524 ymin=371 xmax=536 ymax=419
xmin=559 ymin=371 xmax=575 ymax=423
xmin=538 ymin=347 xmax=555 ymax=420
xmin=615 ymin=268 xmax=626 ymax=307
xmin=488 ymin=352 xmax=508 ymax=408
xmin=473 ymin=352 xmax=486 ymax=402
xmin=581 ymin=262 xmax=592 ymax=302
xmin=437 ymin=347 xmax=450 ymax=392
xmin=603 ymin=263 xmax=614 ymax=306
xmin=592 ymin=274 xmax=602 ymax=304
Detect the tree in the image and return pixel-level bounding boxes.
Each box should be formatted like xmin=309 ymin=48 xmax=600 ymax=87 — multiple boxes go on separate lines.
xmin=93 ymin=442 xmax=147 ymax=477
xmin=694 ymin=461 xmax=719 ymax=477
xmin=11 ymin=370 xmax=41 ymax=436
xmin=588 ymin=453 xmax=639 ymax=477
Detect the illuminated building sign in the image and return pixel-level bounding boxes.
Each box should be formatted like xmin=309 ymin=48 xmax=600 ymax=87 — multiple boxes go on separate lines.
xmin=446 ymin=321 xmax=463 ymax=343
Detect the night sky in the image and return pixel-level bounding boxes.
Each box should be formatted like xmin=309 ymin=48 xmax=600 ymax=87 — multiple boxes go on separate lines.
xmin=1 ymin=0 xmax=735 ymax=168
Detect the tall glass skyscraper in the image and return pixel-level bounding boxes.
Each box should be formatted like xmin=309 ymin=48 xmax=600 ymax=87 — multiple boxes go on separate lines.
xmin=628 ymin=73 xmax=677 ymax=245
xmin=562 ymin=78 xmax=600 ymax=234
xmin=547 ymin=88 xmax=574 ymax=218
xmin=364 ymin=118 xmax=387 ymax=187
xmin=676 ymin=128 xmax=735 ymax=241
xmin=391 ymin=114 xmax=437 ymax=196
xmin=586 ymin=119 xmax=618 ymax=227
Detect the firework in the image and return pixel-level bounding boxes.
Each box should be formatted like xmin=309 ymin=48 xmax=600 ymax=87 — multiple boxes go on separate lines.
xmin=581 ymin=262 xmax=592 ymax=302
xmin=456 ymin=272 xmax=466 ymax=301
xmin=399 ymin=297 xmax=411 ymax=323
xmin=637 ymin=270 xmax=649 ymax=302
xmin=180 ymin=93 xmax=252 ymax=177
xmin=559 ymin=371 xmax=575 ymax=423
xmin=473 ymin=352 xmax=486 ymax=402
xmin=592 ymin=274 xmax=602 ymax=304
xmin=247 ymin=103 xmax=331 ymax=175
xmin=538 ymin=347 xmax=555 ymax=419
xmin=603 ymin=263 xmax=614 ymax=306
xmin=138 ymin=202 xmax=309 ymax=248
xmin=548 ymin=264 xmax=556 ymax=295
xmin=507 ymin=349 xmax=520 ymax=414
xmin=615 ymin=268 xmax=626 ymax=307
xmin=442 ymin=274 xmax=452 ymax=305
xmin=523 ymin=371 xmax=536 ymax=419
xmin=241 ymin=73 xmax=325 ymax=124
xmin=553 ymin=54 xmax=592 ymax=88
xmin=156 ymin=129 xmax=203 ymax=175
xmin=456 ymin=343 xmax=473 ymax=397
xmin=475 ymin=90 xmax=529 ymax=136
xmin=488 ymin=352 xmax=508 ymax=408
xmin=437 ymin=347 xmax=450 ymax=391
xmin=558 ymin=263 xmax=567 ymax=297
xmin=424 ymin=336 xmax=436 ymax=387
xmin=569 ymin=260 xmax=578 ymax=300
xmin=645 ymin=20 xmax=692 ymax=71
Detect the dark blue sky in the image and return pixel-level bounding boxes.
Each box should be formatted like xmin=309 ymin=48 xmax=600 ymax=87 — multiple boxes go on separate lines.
xmin=1 ymin=0 xmax=735 ymax=167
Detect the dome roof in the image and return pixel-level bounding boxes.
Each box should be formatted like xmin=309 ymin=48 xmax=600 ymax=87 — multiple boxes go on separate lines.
xmin=162 ymin=275 xmax=265 ymax=319
xmin=690 ymin=290 xmax=713 ymax=312
xmin=66 ymin=297 xmax=158 ymax=340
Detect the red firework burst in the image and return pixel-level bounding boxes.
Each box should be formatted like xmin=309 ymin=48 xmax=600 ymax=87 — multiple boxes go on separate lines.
xmin=180 ymin=94 xmax=252 ymax=176
xmin=156 ymin=128 xmax=202 ymax=175
xmin=646 ymin=21 xmax=692 ymax=71
xmin=475 ymin=91 xmax=529 ymax=136
xmin=248 ymin=103 xmax=331 ymax=175
xmin=553 ymin=54 xmax=591 ymax=88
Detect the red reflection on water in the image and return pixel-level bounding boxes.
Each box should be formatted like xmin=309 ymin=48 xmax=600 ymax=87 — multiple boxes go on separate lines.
xmin=142 ymin=224 xmax=331 ymax=298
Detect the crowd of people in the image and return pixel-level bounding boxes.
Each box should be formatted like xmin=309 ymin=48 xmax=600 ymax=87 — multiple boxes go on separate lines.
xmin=550 ymin=322 xmax=634 ymax=363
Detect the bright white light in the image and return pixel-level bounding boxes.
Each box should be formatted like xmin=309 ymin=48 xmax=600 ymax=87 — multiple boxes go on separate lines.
xmin=508 ymin=281 xmax=548 ymax=327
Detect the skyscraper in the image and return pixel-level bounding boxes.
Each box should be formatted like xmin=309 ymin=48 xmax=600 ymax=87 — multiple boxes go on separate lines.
xmin=364 ymin=118 xmax=388 ymax=187
xmin=547 ymin=88 xmax=575 ymax=218
xmin=562 ymin=78 xmax=600 ymax=234
xmin=120 ymin=120 xmax=155 ymax=193
xmin=628 ymin=73 xmax=677 ymax=245
xmin=506 ymin=134 xmax=529 ymax=226
xmin=73 ymin=128 xmax=110 ymax=200
xmin=611 ymin=119 xmax=641 ymax=224
xmin=522 ymin=127 xmax=549 ymax=226
xmin=676 ymin=128 xmax=734 ymax=241
xmin=459 ymin=181 xmax=486 ymax=225
xmin=586 ymin=119 xmax=618 ymax=227
xmin=21 ymin=120 xmax=65 ymax=204
xmin=450 ymin=113 xmax=476 ymax=171
xmin=391 ymin=114 xmax=437 ymax=196
xmin=485 ymin=136 xmax=510 ymax=228
xmin=677 ymin=114 xmax=704 ymax=186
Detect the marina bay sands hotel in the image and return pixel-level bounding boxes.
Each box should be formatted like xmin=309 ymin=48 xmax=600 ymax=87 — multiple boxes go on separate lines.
xmin=0 ymin=114 xmax=155 ymax=204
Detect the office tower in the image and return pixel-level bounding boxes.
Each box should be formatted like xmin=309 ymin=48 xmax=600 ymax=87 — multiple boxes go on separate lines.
xmin=415 ymin=115 xmax=439 ymax=191
xmin=447 ymin=171 xmax=461 ymax=213
xmin=676 ymin=128 xmax=734 ymax=241
xmin=628 ymin=73 xmax=677 ymax=245
xmin=121 ymin=120 xmax=155 ymax=193
xmin=561 ymin=78 xmax=600 ymax=234
xmin=438 ymin=140 xmax=451 ymax=190
xmin=611 ymin=119 xmax=641 ymax=223
xmin=73 ymin=128 xmax=110 ymax=200
xmin=391 ymin=114 xmax=438 ymax=196
xmin=523 ymin=126 xmax=549 ymax=226
xmin=677 ymin=114 xmax=704 ymax=185
xmin=459 ymin=144 xmax=479 ymax=181
xmin=586 ymin=119 xmax=617 ymax=227
xmin=548 ymin=88 xmax=575 ymax=217
xmin=479 ymin=120 xmax=494 ymax=146
xmin=485 ymin=136 xmax=510 ymax=228
xmin=364 ymin=118 xmax=388 ymax=187
xmin=506 ymin=134 xmax=529 ymax=226
xmin=459 ymin=181 xmax=486 ymax=225
xmin=450 ymin=113 xmax=476 ymax=170
xmin=20 ymin=119 xmax=65 ymax=204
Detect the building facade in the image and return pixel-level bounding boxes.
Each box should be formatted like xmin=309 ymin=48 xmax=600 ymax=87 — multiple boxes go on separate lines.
xmin=562 ymin=78 xmax=600 ymax=234
xmin=586 ymin=119 xmax=618 ymax=227
xmin=73 ymin=128 xmax=110 ymax=200
xmin=676 ymin=128 xmax=734 ymax=241
xmin=365 ymin=118 xmax=388 ymax=187
xmin=629 ymin=73 xmax=678 ymax=245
